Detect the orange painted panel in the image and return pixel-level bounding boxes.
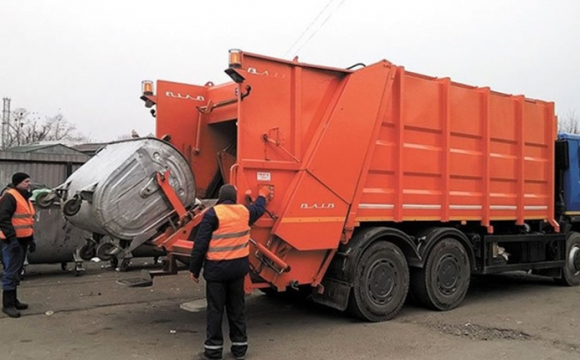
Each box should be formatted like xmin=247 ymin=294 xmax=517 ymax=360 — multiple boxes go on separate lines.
xmin=272 ymin=171 xmax=349 ymax=251
xmin=155 ymin=80 xmax=206 ymax=156
xmin=449 ymin=84 xmax=482 ymax=137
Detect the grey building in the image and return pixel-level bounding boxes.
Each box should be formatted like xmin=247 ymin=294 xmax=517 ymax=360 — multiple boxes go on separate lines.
xmin=0 ymin=143 xmax=90 ymax=189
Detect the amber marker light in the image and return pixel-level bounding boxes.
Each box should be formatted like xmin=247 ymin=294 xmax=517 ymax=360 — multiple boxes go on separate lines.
xmin=142 ymin=80 xmax=154 ymax=95
xmin=229 ymin=49 xmax=242 ymax=68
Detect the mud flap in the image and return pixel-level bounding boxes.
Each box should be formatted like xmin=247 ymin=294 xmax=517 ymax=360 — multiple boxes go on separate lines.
xmin=311 ymin=278 xmax=351 ymax=311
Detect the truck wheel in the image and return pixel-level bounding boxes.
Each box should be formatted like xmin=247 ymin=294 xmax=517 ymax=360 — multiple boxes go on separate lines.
xmin=555 ymin=231 xmax=580 ymax=286
xmin=348 ymin=242 xmax=409 ymax=322
xmin=411 ymin=238 xmax=470 ymax=311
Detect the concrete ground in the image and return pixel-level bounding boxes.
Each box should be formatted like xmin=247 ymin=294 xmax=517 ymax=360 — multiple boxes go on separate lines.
xmin=1 ymin=259 xmax=579 ymax=360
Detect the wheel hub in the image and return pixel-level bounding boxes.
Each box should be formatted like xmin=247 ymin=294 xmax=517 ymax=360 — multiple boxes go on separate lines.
xmin=437 ymin=255 xmax=460 ymax=295
xmin=570 ymin=245 xmax=580 ymax=274
xmin=367 ymin=260 xmax=396 ymax=304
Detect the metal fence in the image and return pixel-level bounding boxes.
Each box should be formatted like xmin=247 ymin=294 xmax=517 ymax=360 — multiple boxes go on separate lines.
xmin=0 ymin=151 xmax=90 ymax=189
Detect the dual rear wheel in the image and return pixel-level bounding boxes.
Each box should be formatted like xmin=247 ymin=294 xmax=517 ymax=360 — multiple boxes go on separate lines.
xmin=348 ymin=238 xmax=470 ymax=321
xmin=348 ymin=242 xmax=409 ymax=321
xmin=410 ymin=238 xmax=471 ymax=311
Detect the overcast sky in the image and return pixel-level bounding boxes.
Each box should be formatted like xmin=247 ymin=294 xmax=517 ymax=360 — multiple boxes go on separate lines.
xmin=1 ymin=0 xmax=578 ymax=142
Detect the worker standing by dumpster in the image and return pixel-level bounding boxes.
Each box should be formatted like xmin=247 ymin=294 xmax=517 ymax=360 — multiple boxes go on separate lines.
xmin=190 ymin=184 xmax=271 ymax=360
xmin=0 ymin=172 xmax=36 ymax=318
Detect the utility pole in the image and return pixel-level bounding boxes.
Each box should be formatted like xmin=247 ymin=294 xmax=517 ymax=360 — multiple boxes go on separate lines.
xmin=1 ymin=97 xmax=11 ymax=150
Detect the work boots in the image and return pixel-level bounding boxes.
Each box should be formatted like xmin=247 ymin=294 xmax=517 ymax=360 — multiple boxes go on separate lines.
xmin=14 ymin=289 xmax=28 ymax=310
xmin=2 ymin=290 xmax=21 ymax=318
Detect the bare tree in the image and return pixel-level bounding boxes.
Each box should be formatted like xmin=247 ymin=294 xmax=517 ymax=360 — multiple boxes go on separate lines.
xmin=558 ymin=110 xmax=580 ymax=134
xmin=4 ymin=108 xmax=90 ymax=148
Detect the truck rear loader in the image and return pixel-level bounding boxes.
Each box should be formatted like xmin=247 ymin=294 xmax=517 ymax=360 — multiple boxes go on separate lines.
xmin=58 ymin=50 xmax=580 ymax=321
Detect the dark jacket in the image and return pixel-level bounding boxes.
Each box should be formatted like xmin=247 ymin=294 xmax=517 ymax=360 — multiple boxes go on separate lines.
xmin=189 ymin=196 xmax=266 ymax=281
xmin=0 ymin=185 xmax=34 ymax=244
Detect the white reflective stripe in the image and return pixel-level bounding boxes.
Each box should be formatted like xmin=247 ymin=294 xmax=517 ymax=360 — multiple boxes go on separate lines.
xmin=490 ymin=205 xmax=517 ymax=210
xmin=356 ymin=204 xmax=547 ymax=211
xmin=358 ymin=203 xmax=394 ymax=209
xmin=524 ymin=206 xmax=548 ymax=210
xmin=232 ymin=342 xmax=248 ymax=346
xmin=208 ymin=243 xmax=249 ymax=253
xmin=449 ymin=205 xmax=482 ymax=210
xmin=204 ymin=345 xmax=223 ymax=350
xmin=212 ymin=229 xmax=250 ymax=240
xmin=403 ymin=204 xmax=441 ymax=210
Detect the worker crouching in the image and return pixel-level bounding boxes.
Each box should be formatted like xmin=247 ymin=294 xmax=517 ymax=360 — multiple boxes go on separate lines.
xmin=0 ymin=172 xmax=36 ymax=318
xmin=190 ymin=184 xmax=271 ymax=360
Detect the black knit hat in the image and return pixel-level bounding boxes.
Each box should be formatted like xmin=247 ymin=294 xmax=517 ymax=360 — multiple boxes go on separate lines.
xmin=218 ymin=184 xmax=237 ymax=203
xmin=12 ymin=172 xmax=30 ymax=186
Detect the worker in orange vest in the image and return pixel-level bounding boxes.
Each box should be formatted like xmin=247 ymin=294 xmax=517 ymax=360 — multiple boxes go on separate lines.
xmin=190 ymin=184 xmax=272 ymax=360
xmin=0 ymin=172 xmax=36 ymax=318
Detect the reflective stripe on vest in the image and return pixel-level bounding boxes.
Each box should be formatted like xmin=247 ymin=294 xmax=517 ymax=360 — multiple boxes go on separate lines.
xmin=207 ymin=204 xmax=250 ymax=261
xmin=0 ymin=188 xmax=35 ymax=240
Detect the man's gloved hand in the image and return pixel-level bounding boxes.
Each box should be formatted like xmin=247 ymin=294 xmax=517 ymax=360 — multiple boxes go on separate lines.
xmin=259 ymin=186 xmax=272 ymax=200
xmin=29 ymin=241 xmax=36 ymax=253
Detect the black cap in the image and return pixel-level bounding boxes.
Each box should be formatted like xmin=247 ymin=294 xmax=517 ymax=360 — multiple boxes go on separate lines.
xmin=218 ymin=184 xmax=237 ymax=203
xmin=12 ymin=172 xmax=30 ymax=186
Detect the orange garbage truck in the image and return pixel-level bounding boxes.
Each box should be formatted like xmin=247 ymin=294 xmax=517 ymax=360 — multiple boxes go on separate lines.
xmin=66 ymin=50 xmax=579 ymax=321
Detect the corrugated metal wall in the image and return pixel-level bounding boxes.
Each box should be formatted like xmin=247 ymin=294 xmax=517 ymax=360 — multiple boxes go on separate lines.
xmin=0 ymin=151 xmax=90 ymax=188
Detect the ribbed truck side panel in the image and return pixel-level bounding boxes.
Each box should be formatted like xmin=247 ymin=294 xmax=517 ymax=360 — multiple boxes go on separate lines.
xmin=356 ymin=69 xmax=556 ymax=229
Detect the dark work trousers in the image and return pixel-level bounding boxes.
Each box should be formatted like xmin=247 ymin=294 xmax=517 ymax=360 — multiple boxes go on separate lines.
xmin=1 ymin=240 xmax=26 ymax=291
xmin=204 ymin=277 xmax=248 ymax=359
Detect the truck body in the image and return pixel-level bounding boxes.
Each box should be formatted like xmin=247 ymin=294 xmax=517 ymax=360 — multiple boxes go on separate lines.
xmin=78 ymin=50 xmax=580 ymax=321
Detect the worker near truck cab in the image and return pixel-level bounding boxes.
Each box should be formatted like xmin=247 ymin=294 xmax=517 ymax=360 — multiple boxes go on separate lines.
xmin=0 ymin=172 xmax=36 ymax=318
xmin=190 ymin=184 xmax=271 ymax=360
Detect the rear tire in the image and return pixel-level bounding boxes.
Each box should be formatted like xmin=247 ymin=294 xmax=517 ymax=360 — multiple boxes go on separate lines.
xmin=555 ymin=231 xmax=580 ymax=286
xmin=411 ymin=238 xmax=470 ymax=311
xmin=348 ymin=242 xmax=409 ymax=322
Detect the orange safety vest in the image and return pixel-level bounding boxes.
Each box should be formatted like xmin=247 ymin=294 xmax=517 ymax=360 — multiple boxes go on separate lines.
xmin=0 ymin=188 xmax=35 ymax=240
xmin=207 ymin=204 xmax=250 ymax=261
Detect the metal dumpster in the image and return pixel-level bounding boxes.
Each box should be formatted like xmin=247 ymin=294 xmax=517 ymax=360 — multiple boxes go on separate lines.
xmin=59 ymin=138 xmax=196 ymax=240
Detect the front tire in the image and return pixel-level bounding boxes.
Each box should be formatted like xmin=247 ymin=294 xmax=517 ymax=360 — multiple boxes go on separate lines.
xmin=555 ymin=231 xmax=580 ymax=286
xmin=348 ymin=242 xmax=409 ymax=322
xmin=411 ymin=238 xmax=470 ymax=311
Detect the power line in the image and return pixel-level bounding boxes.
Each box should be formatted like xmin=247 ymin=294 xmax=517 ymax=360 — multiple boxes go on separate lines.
xmin=292 ymin=0 xmax=347 ymax=56
xmin=284 ymin=0 xmax=345 ymax=58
